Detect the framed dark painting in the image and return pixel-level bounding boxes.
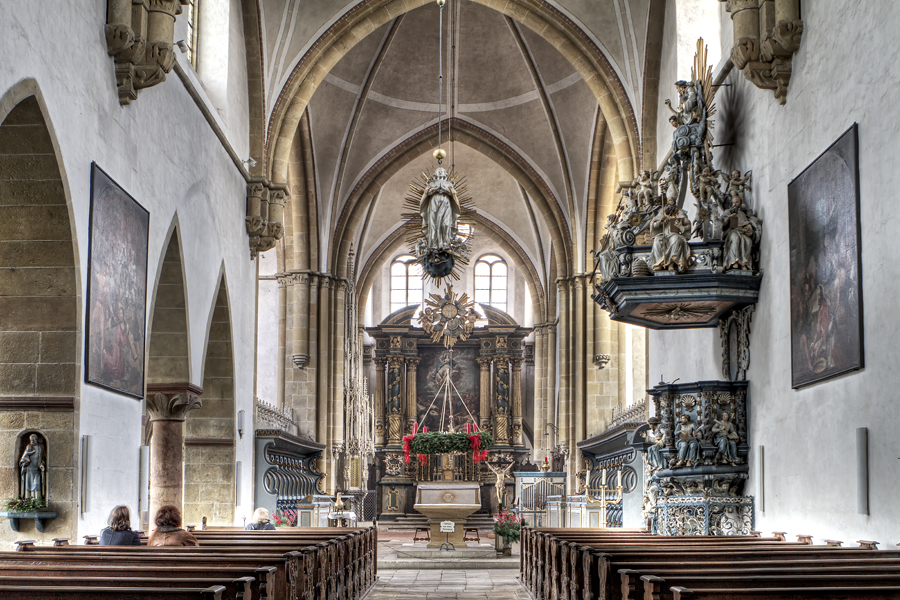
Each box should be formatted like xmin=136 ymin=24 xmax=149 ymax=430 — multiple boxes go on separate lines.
xmin=788 ymin=124 xmax=864 ymax=388
xmin=85 ymin=163 xmax=150 ymax=398
xmin=416 ymin=345 xmax=480 ymax=431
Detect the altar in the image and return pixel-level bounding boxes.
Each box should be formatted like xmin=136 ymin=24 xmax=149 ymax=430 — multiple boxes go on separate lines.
xmin=413 ymin=482 xmax=481 ymax=548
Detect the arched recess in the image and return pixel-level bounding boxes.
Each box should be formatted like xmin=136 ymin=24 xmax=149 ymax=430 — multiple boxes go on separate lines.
xmin=357 ymin=212 xmax=546 ymax=324
xmin=265 ymin=0 xmax=639 ymax=192
xmin=331 ymin=118 xmax=573 ymax=287
xmin=146 ymin=227 xmax=191 ymax=385
xmin=184 ymin=272 xmax=235 ymax=526
xmin=0 ymin=89 xmax=79 ymax=541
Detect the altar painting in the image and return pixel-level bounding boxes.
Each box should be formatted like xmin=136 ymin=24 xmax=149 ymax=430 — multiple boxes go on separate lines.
xmin=416 ymin=346 xmax=479 ymax=431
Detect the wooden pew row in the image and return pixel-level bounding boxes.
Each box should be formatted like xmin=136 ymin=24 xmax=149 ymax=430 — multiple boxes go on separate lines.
xmin=638 ymin=572 xmax=900 ymax=600
xmin=669 ymin=585 xmax=900 ymax=599
xmin=0 ymin=586 xmax=226 ymax=600
xmin=10 ymin=528 xmax=376 ymax=600
xmin=522 ymin=529 xmax=900 ymax=600
xmin=0 ymin=565 xmax=275 ymax=600
xmin=0 ymin=576 xmax=254 ymax=600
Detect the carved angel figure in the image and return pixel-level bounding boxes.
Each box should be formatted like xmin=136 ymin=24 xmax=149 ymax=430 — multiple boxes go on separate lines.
xmin=419 ymin=168 xmax=461 ymax=250
xmin=713 ymin=412 xmax=741 ymax=465
xmin=634 ymin=170 xmax=657 ymax=210
xmin=695 ymin=166 xmax=721 ymax=207
xmin=642 ymin=417 xmax=667 ymax=472
xmin=722 ymin=170 xmax=752 ymax=206
xmin=650 ymin=199 xmax=692 ymax=273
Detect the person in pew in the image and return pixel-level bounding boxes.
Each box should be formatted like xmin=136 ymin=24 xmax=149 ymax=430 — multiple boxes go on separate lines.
xmin=245 ymin=507 xmax=276 ymax=530
xmin=148 ymin=504 xmax=199 ymax=546
xmin=99 ymin=505 xmax=141 ymax=546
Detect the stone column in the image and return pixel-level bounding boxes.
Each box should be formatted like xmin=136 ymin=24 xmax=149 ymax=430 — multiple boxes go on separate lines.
xmin=146 ymin=383 xmax=202 ymax=522
xmin=477 ymin=357 xmax=492 ymax=432
xmin=331 ymin=280 xmax=346 ymax=455
xmin=406 ymin=357 xmax=420 ymax=433
xmin=510 ymin=356 xmax=524 ymax=446
xmin=556 ymin=280 xmax=570 ymax=451
xmin=730 ymin=0 xmax=762 ymax=69
xmin=292 ymin=274 xmax=310 ymax=367
xmin=544 ymin=324 xmax=557 ymax=453
xmin=374 ymin=357 xmax=387 ymax=446
xmin=573 ymin=276 xmax=586 ymax=473
xmin=277 ymin=277 xmax=287 ymax=410
xmin=317 ymin=278 xmax=331 ymax=448
xmin=532 ymin=325 xmax=545 ymax=461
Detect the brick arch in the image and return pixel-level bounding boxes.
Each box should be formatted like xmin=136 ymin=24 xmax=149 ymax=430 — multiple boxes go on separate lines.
xmin=265 ymin=0 xmax=638 ymax=187
xmin=331 ymin=118 xmax=572 ymax=287
xmin=357 ymin=212 xmax=546 ymax=324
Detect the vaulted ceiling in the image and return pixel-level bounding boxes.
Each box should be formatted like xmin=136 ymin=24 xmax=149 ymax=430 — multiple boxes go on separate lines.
xmin=258 ymin=0 xmax=657 ymax=290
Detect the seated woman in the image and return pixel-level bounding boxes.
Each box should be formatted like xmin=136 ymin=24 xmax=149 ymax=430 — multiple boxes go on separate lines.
xmin=147 ymin=505 xmax=199 ymax=546
xmin=99 ymin=505 xmax=141 ymax=546
xmin=245 ymin=507 xmax=276 ymax=530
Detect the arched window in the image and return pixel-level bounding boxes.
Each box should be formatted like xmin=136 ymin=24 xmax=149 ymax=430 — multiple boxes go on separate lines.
xmin=456 ymin=223 xmax=472 ymax=243
xmin=390 ymin=255 xmax=423 ymax=313
xmin=474 ymin=254 xmax=507 ymax=312
xmin=185 ymin=0 xmax=200 ymax=68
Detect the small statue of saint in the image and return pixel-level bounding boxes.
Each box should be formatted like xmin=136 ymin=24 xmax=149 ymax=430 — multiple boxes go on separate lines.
xmin=713 ymin=412 xmax=741 ymax=465
xmin=674 ymin=414 xmax=701 ymax=468
xmin=419 ymin=168 xmax=461 ymax=251
xmin=642 ymin=417 xmax=667 ymax=472
xmin=19 ymin=433 xmax=46 ymax=502
xmin=650 ymin=199 xmax=692 ymax=273
xmin=721 ymin=196 xmax=761 ymax=271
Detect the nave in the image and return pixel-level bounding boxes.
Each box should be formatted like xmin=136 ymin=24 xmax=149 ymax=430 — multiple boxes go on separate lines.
xmin=372 ymin=570 xmax=527 ymax=600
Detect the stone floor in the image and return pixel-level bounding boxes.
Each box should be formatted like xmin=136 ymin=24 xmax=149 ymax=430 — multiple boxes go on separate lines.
xmin=371 ymin=570 xmax=529 ymax=600
xmin=377 ymin=535 xmax=520 ymax=569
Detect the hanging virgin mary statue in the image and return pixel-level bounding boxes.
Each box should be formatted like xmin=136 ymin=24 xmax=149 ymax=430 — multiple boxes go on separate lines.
xmin=419 ymin=168 xmax=461 ymax=251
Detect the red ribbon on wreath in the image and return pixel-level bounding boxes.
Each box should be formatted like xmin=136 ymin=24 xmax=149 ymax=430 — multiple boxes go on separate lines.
xmin=468 ymin=430 xmax=488 ymax=463
xmin=402 ymin=422 xmax=419 ymax=464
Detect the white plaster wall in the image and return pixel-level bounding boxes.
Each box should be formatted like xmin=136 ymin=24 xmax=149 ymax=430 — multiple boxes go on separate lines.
xmin=651 ymin=1 xmax=900 ymax=543
xmin=0 ymin=2 xmax=257 ymax=534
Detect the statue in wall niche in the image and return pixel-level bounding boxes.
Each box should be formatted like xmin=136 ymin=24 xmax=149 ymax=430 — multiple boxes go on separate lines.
xmin=650 ymin=199 xmax=692 ymax=273
xmin=712 ymin=412 xmax=741 ymax=465
xmin=19 ymin=433 xmax=47 ymax=502
xmin=642 ymin=417 xmax=668 ymax=472
xmin=673 ymin=414 xmax=701 ymax=468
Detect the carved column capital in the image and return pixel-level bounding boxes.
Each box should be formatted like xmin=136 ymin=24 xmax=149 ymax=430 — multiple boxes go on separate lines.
xmin=145 ymin=383 xmax=203 ymax=422
xmin=476 ymin=357 xmax=492 ymax=370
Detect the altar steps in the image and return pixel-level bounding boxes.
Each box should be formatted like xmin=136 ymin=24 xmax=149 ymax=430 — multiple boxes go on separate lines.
xmin=379 ymin=513 xmax=497 ymax=531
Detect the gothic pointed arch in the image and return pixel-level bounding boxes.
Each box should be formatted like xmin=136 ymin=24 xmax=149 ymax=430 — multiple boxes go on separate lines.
xmin=147 ymin=223 xmax=192 ymax=385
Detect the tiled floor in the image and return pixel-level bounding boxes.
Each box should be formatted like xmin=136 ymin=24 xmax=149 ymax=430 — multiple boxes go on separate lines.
xmin=372 ymin=570 xmax=529 ymax=600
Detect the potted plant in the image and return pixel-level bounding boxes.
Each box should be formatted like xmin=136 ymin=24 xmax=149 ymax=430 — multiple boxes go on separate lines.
xmin=492 ymin=510 xmax=524 ymax=556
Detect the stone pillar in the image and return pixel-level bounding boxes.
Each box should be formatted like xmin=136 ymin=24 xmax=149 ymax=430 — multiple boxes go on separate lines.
xmin=374 ymin=357 xmax=387 ymax=446
xmin=477 ymin=357 xmax=492 ymax=433
xmin=331 ymin=280 xmax=346 ymax=455
xmin=145 ymin=383 xmax=202 ymax=522
xmin=292 ymin=274 xmax=310 ymax=367
xmin=406 ymin=357 xmax=420 ymax=433
xmin=544 ymin=324 xmax=557 ymax=453
xmin=277 ymin=277 xmax=287 ymax=409
xmin=730 ymin=0 xmax=762 ymax=69
xmin=532 ymin=325 xmax=545 ymax=461
xmin=510 ymin=356 xmax=524 ymax=446
xmin=317 ymin=278 xmax=331 ymax=448
xmin=573 ymin=277 xmax=586 ymax=474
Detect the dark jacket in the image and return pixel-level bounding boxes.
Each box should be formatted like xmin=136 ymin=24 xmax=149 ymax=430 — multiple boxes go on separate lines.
xmin=245 ymin=521 xmax=276 ymax=530
xmin=147 ymin=526 xmax=199 ymax=546
xmin=99 ymin=526 xmax=141 ymax=546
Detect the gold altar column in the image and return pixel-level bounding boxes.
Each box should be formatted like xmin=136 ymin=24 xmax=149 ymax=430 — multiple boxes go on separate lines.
xmin=510 ymin=356 xmax=524 ymax=446
xmin=406 ymin=357 xmax=420 ymax=432
xmin=477 ymin=357 xmax=492 ymax=432
xmin=374 ymin=357 xmax=387 ymax=446
xmin=533 ymin=325 xmax=545 ymax=461
xmin=492 ymin=356 xmax=510 ymax=445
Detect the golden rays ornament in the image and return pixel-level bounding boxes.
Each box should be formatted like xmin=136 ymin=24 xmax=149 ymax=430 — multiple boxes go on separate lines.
xmin=418 ymin=285 xmax=477 ymax=348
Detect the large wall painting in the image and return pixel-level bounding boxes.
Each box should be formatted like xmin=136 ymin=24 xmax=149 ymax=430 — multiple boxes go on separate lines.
xmin=85 ymin=163 xmax=150 ymax=398
xmin=416 ymin=345 xmax=479 ymax=431
xmin=788 ymin=124 xmax=864 ymax=388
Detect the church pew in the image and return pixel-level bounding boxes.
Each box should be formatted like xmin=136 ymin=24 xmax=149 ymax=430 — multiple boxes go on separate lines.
xmin=0 ymin=575 xmax=254 ymax=600
xmin=0 ymin=585 xmax=226 ymax=600
xmin=0 ymin=566 xmax=276 ymax=600
xmin=669 ymin=585 xmax=900 ymax=599
xmin=616 ymin=561 xmax=900 ymax=600
xmin=639 ymin=572 xmax=900 ymax=600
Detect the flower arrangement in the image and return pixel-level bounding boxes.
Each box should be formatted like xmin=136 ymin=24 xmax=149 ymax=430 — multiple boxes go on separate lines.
xmin=3 ymin=497 xmax=48 ymax=513
xmin=403 ymin=423 xmax=493 ymax=464
xmin=272 ymin=509 xmax=295 ymax=527
xmin=492 ymin=510 xmax=524 ymax=543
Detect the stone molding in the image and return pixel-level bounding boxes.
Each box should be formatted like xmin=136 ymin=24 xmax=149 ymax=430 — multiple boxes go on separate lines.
xmin=246 ymin=178 xmax=287 ymax=259
xmin=0 ymin=397 xmax=76 ymax=412
xmin=184 ymin=437 xmax=234 ymax=447
xmin=145 ymin=383 xmax=203 ymax=422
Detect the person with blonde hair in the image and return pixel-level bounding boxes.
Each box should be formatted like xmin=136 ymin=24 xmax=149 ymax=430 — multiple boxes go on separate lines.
xmin=245 ymin=507 xmax=276 ymax=530
xmin=100 ymin=505 xmax=141 ymax=546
